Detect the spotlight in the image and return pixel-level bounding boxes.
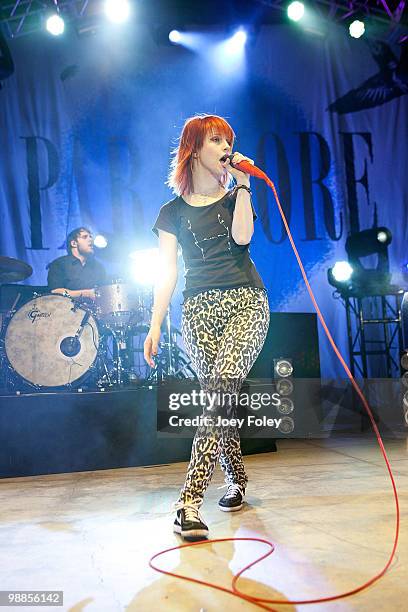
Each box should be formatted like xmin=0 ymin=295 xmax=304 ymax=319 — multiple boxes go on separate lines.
xmin=331 ymin=261 xmax=353 ymax=283
xmin=401 ymin=372 xmax=408 ymax=388
xmin=328 ymin=228 xmax=393 ymax=296
xmin=169 ymin=30 xmax=182 ymax=44
xmin=128 ymin=248 xmax=160 ymax=285
xmin=104 ymin=0 xmax=130 ymax=24
xmin=274 ymin=358 xmax=293 ymax=378
xmin=46 ymin=14 xmax=65 ymax=36
xmin=347 ymin=228 xmax=392 ymax=266
xmin=225 ymin=29 xmax=247 ymax=54
xmin=94 ymin=234 xmax=108 ymax=249
xmin=376 ymin=230 xmax=389 ymax=244
xmin=232 ymin=29 xmax=247 ymax=46
xmin=349 ymin=20 xmax=365 ymax=39
xmin=287 ymin=1 xmax=305 ymax=22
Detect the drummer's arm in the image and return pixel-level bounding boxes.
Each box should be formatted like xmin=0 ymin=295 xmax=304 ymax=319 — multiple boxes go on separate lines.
xmin=47 ymin=263 xmax=96 ymax=298
xmin=51 ymin=288 xmax=96 ymax=299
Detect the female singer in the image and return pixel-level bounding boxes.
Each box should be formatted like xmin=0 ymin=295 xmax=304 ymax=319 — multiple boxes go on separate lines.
xmin=144 ymin=114 xmax=269 ymax=540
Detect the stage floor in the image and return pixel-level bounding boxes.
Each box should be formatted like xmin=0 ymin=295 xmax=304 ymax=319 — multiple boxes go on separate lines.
xmin=1 ymin=435 xmax=407 ymax=611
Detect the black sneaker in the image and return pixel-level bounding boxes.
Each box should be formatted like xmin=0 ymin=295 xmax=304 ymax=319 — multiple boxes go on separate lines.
xmin=173 ymin=504 xmax=209 ymax=541
xmin=218 ymin=484 xmax=245 ymax=512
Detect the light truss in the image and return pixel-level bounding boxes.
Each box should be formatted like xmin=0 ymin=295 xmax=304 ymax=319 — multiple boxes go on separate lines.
xmin=256 ymin=0 xmax=407 ymax=25
xmin=0 ymin=0 xmax=407 ymax=39
xmin=255 ymin=0 xmax=408 ymax=41
xmin=0 ymin=0 xmax=94 ymax=38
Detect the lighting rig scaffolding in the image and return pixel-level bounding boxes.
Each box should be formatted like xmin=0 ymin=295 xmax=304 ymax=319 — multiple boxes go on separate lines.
xmin=344 ymin=289 xmax=405 ymax=379
xmin=328 ymin=227 xmax=405 ymax=379
xmin=0 ymin=0 xmax=407 ymax=40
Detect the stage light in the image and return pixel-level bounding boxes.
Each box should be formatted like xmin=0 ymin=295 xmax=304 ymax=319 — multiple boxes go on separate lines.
xmin=274 ymin=358 xmax=293 ymax=378
xmin=346 ymin=227 xmax=392 ymax=264
xmin=401 ymin=352 xmax=408 ymax=371
xmin=225 ymin=29 xmax=247 ymax=54
xmin=277 ymin=397 xmax=295 ymax=415
xmin=287 ymin=2 xmax=305 ymax=22
xmin=276 ymin=378 xmax=294 ymax=396
xmin=128 ymin=248 xmax=160 ymax=285
xmin=104 ymin=0 xmax=130 ymax=24
xmin=332 ymin=261 xmax=353 ymax=282
xmin=46 ymin=14 xmax=65 ymax=36
xmin=349 ymin=20 xmax=365 ymax=39
xmin=232 ymin=29 xmax=247 ymax=46
xmin=328 ymin=227 xmax=393 ymax=296
xmin=169 ymin=30 xmax=182 ymax=44
xmin=278 ymin=416 xmax=295 ymax=434
xmin=345 ymin=227 xmax=392 ymax=293
xmin=211 ymin=27 xmax=248 ymax=73
xmin=377 ymin=230 xmax=389 ymax=244
xmin=94 ymin=234 xmax=108 ymax=249
xmin=402 ymin=372 xmax=408 ymax=388
xmin=152 ymin=25 xmax=201 ymax=50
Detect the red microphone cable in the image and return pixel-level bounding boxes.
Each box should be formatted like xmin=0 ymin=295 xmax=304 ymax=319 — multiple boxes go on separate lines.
xmin=149 ymin=159 xmax=400 ymax=609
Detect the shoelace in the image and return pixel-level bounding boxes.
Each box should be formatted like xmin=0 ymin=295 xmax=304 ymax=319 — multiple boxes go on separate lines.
xmin=221 ymin=484 xmax=244 ymax=499
xmin=173 ymin=501 xmax=205 ymax=524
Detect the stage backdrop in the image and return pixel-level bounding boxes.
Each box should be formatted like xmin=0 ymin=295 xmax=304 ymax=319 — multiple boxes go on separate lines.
xmin=1 ymin=23 xmax=407 ymax=377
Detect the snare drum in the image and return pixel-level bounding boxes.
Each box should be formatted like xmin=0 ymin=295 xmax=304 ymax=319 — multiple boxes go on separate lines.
xmin=4 ymin=294 xmax=100 ymax=388
xmin=95 ymin=282 xmax=152 ymax=327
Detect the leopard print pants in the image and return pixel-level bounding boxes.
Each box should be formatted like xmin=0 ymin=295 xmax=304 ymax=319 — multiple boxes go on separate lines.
xmin=176 ymin=286 xmax=270 ymax=508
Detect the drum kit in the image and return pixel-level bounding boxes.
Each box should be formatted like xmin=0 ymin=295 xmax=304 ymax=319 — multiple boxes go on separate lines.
xmin=0 ymin=256 xmax=195 ymax=393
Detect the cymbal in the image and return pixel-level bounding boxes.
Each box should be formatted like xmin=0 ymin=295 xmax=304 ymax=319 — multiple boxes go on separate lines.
xmin=0 ymin=256 xmax=33 ymax=283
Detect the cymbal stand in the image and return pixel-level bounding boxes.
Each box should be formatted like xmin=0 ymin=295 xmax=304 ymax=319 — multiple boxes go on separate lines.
xmin=108 ymin=325 xmax=127 ymax=386
xmin=148 ymin=306 xmax=196 ymax=382
xmin=164 ymin=307 xmax=175 ymax=375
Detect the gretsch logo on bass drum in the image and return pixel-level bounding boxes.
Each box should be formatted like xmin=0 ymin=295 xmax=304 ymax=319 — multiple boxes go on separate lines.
xmin=28 ymin=308 xmax=52 ymax=323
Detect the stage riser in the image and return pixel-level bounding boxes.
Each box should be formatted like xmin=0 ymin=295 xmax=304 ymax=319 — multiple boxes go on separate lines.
xmin=0 ymin=312 xmax=320 ymax=478
xmin=0 ymin=388 xmax=276 ymax=478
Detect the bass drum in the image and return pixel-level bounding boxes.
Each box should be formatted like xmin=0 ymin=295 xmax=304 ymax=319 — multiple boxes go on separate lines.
xmin=4 ymin=294 xmax=99 ymax=388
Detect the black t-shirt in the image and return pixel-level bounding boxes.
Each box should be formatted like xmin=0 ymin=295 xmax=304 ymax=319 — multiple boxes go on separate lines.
xmin=152 ymin=188 xmax=265 ymax=298
xmin=47 ymin=254 xmax=106 ymax=291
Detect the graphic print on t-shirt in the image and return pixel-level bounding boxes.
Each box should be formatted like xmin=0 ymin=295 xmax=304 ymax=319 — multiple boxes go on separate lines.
xmin=185 ymin=213 xmax=232 ymax=262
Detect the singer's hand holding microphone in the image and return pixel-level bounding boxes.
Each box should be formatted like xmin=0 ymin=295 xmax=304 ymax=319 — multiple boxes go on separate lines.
xmin=221 ymin=152 xmax=255 ymax=186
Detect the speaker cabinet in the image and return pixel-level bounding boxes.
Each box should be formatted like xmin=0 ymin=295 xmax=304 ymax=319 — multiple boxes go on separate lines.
xmin=247 ymin=312 xmax=322 ymax=439
xmin=249 ymin=312 xmax=321 ymax=380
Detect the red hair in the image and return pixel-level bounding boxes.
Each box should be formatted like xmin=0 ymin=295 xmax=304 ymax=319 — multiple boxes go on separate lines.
xmin=167 ymin=114 xmax=235 ymax=196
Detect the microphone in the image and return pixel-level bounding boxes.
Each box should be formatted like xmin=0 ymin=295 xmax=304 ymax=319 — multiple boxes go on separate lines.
xmin=59 ymin=309 xmax=91 ymax=358
xmin=220 ymin=154 xmax=267 ymax=180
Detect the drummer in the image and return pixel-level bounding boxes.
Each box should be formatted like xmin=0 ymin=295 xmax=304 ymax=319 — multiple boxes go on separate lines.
xmin=47 ymin=227 xmax=106 ymax=300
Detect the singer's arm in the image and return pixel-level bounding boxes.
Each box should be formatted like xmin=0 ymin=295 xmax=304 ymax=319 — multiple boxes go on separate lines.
xmin=144 ymin=230 xmax=178 ymax=366
xmin=231 ymin=185 xmax=254 ymax=245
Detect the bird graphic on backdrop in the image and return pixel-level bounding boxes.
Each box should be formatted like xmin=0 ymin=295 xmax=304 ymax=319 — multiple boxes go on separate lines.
xmin=328 ymin=40 xmax=408 ymax=114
